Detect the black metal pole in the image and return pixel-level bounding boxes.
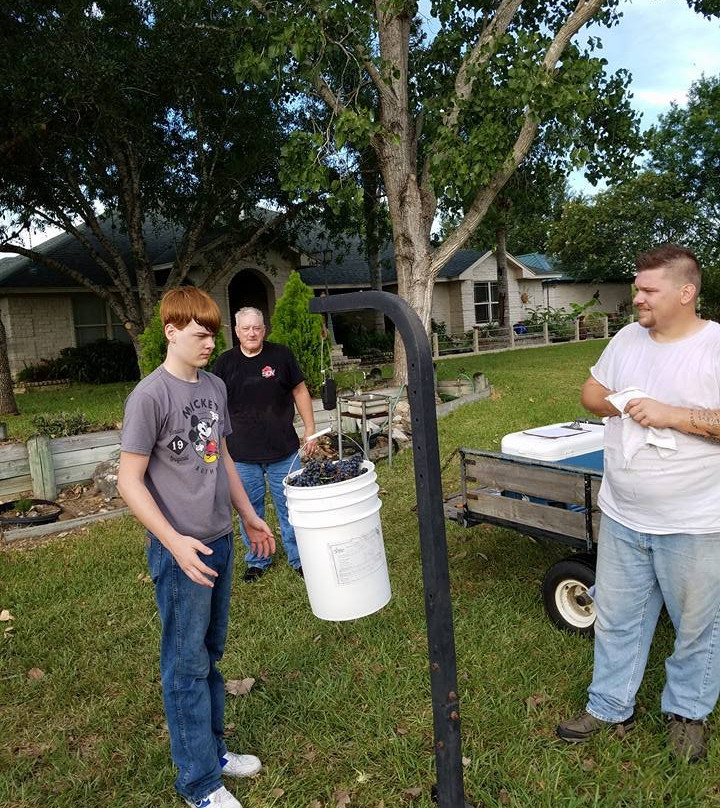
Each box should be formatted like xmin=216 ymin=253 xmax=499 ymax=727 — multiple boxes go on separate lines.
xmin=310 ymin=291 xmax=469 ymax=808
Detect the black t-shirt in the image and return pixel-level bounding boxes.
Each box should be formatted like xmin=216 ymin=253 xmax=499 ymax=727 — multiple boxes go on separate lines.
xmin=212 ymin=341 xmax=305 ymax=462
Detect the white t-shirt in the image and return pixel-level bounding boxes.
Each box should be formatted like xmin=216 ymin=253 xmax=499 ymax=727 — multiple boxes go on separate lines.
xmin=592 ymin=321 xmax=720 ymax=534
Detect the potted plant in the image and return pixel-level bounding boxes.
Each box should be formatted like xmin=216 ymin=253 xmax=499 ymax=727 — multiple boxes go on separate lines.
xmin=0 ymin=497 xmax=63 ymax=527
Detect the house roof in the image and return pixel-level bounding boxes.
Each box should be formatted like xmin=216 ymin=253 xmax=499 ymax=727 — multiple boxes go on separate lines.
xmin=515 ymin=252 xmax=559 ymax=275
xmin=0 ymin=218 xmax=184 ymax=288
xmin=296 ymin=236 xmax=488 ymax=287
xmin=0 ymin=212 xmax=555 ymax=291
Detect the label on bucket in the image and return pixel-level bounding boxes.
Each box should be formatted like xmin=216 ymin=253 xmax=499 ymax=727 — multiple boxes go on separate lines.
xmin=327 ymin=527 xmax=385 ymax=585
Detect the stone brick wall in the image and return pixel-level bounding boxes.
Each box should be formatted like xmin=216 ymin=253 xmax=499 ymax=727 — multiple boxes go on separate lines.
xmin=3 ymin=294 xmax=75 ymax=377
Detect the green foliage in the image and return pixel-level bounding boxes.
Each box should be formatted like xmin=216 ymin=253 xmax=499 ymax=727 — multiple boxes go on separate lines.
xmin=30 ymin=411 xmax=95 ymax=438
xmin=137 ymin=304 xmax=227 ymax=377
xmin=0 ymin=1 xmax=290 ymax=335
xmin=338 ymin=323 xmax=394 ymax=362
xmin=551 ymin=75 xmax=720 ymax=290
xmin=523 ymin=302 xmax=597 ymax=342
xmin=16 ymin=341 xmax=139 ymax=385
xmin=12 ymin=498 xmax=33 ymax=515
xmin=267 ymin=272 xmax=324 ymax=395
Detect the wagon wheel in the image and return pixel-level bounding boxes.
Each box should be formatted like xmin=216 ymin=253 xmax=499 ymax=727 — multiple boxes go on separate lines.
xmin=542 ymin=553 xmax=596 ymax=637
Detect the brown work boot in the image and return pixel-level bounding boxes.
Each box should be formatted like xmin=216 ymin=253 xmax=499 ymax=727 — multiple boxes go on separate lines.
xmin=556 ymin=710 xmax=636 ymax=743
xmin=668 ymin=714 xmax=706 ymax=762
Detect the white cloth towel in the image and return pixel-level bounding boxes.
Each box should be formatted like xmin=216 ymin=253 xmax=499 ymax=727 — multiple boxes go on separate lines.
xmin=606 ymin=387 xmax=678 ymax=467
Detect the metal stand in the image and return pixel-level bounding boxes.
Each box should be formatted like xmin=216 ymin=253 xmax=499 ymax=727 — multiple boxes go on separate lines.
xmin=337 ymin=392 xmax=394 ymax=465
xmin=310 ymin=291 xmax=472 ymax=808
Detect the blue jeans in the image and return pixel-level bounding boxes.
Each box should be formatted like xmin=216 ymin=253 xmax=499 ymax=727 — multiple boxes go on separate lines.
xmin=234 ymin=453 xmax=300 ymax=570
xmin=587 ymin=515 xmax=720 ymax=723
xmin=147 ymin=532 xmax=233 ymax=802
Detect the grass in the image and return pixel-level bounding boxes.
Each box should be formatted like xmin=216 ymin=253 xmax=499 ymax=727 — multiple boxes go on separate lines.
xmin=5 ymin=382 xmax=134 ymax=442
xmin=1 ymin=340 xmax=719 ymax=807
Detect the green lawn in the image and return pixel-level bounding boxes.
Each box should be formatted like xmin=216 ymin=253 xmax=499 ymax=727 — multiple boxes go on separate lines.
xmin=2 ymin=340 xmax=717 ymax=808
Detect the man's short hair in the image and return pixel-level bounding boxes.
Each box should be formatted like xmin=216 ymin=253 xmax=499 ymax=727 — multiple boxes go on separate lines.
xmin=635 ymin=244 xmax=702 ymax=295
xmin=160 ymin=287 xmax=221 ymax=334
xmin=234 ymin=306 xmax=265 ymax=325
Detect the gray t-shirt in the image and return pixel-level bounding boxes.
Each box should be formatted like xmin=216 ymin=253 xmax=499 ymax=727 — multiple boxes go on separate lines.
xmin=121 ymin=366 xmax=233 ymax=543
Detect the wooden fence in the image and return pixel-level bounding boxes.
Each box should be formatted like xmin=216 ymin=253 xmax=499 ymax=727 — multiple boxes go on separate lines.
xmin=0 ymin=429 xmax=120 ymax=500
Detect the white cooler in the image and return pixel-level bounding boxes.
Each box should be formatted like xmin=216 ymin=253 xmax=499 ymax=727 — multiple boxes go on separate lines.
xmin=501 ymin=421 xmax=605 ymax=471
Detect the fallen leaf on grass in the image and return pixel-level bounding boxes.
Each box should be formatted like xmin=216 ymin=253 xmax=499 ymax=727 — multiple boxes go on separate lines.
xmin=270 ymin=788 xmax=285 ymax=798
xmin=394 ymin=726 xmax=409 ymax=736
xmin=27 ymin=667 xmax=44 ymax=680
xmin=222 ymin=723 xmax=236 ymax=737
xmin=582 ymin=758 xmax=596 ymax=772
xmin=355 ymin=771 xmax=369 ymax=784
xmin=525 ymin=693 xmax=549 ymax=711
xmin=307 ymin=801 xmax=322 ymax=808
xmin=0 ymin=609 xmax=13 ymax=622
xmin=313 ymin=635 xmax=322 ymax=643
xmin=374 ymin=801 xmax=385 ymax=808
xmin=225 ymin=677 xmax=255 ymax=696
xmin=16 ymin=742 xmax=51 ymax=757
xmin=333 ymin=789 xmax=351 ymax=808
xmin=137 ymin=573 xmax=152 ymax=583
xmin=301 ymin=747 xmax=317 ymax=762
xmin=4 ymin=625 xmax=14 ymax=638
xmin=402 ymin=787 xmax=422 ymax=800
xmin=498 ymin=788 xmax=510 ymax=805
xmin=462 ymin=756 xmax=471 ymax=767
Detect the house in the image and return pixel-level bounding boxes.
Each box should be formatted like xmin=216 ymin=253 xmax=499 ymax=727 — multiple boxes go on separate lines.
xmin=0 ymin=220 xmax=631 ymax=376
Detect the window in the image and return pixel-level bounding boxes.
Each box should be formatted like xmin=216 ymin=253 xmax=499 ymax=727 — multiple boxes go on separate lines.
xmin=473 ymin=281 xmax=499 ymax=324
xmin=72 ymin=295 xmax=131 ymax=346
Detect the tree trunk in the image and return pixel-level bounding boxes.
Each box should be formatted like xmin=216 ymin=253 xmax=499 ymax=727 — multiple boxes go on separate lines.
xmin=0 ymin=313 xmax=19 ymax=416
xmin=495 ymin=225 xmax=511 ymax=340
xmin=360 ymin=148 xmax=386 ymax=334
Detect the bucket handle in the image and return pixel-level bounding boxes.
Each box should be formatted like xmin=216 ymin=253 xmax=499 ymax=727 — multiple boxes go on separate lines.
xmin=287 ymin=427 xmax=366 ymax=479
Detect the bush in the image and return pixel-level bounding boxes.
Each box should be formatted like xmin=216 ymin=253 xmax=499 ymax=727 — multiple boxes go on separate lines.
xmin=31 ymin=411 xmax=96 ymax=438
xmin=340 ymin=323 xmax=394 ymax=361
xmin=138 ymin=303 xmax=227 ymax=376
xmin=267 ymin=272 xmax=324 ymax=395
xmin=16 ymin=340 xmax=139 ymax=384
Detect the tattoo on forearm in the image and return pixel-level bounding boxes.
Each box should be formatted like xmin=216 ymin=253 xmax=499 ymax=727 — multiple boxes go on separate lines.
xmin=690 ymin=409 xmax=720 ymax=442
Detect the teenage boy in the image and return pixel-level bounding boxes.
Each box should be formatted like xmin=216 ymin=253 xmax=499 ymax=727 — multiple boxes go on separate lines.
xmin=118 ymin=287 xmax=275 ymax=808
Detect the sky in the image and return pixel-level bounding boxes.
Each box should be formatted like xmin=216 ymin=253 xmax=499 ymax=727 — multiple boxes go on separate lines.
xmin=5 ymin=0 xmax=720 ymax=255
xmin=568 ymin=0 xmax=720 ymax=190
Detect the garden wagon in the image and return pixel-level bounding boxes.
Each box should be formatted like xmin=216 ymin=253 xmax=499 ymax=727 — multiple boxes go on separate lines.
xmin=445 ymin=428 xmax=605 ymax=637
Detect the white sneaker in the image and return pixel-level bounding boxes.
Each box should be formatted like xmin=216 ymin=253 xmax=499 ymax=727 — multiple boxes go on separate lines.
xmin=183 ymin=785 xmax=243 ymax=808
xmin=220 ymin=751 xmax=262 ymax=778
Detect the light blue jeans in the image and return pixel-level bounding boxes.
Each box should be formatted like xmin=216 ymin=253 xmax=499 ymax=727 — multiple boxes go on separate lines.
xmin=147 ymin=532 xmax=234 ymax=802
xmin=587 ymin=515 xmax=720 ymax=723
xmin=234 ymin=452 xmax=300 ymax=570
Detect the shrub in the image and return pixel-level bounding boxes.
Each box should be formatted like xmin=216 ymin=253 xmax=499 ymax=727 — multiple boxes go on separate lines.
xmin=31 ymin=411 xmax=96 ymax=438
xmin=138 ymin=303 xmax=227 ymax=376
xmin=16 ymin=340 xmax=139 ymax=384
xmin=340 ymin=323 xmax=394 ymax=361
xmin=267 ymin=271 xmax=324 ymax=395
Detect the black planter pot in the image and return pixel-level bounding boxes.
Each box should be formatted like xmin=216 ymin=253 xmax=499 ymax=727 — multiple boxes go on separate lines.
xmin=0 ymin=498 xmax=63 ymax=526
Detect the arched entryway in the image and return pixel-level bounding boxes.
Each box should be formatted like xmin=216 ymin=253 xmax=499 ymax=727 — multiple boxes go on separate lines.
xmin=227 ymin=269 xmax=273 ymax=346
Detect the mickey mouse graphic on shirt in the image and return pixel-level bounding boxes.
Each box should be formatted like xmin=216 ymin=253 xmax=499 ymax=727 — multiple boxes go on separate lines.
xmin=188 ymin=411 xmax=220 ymax=463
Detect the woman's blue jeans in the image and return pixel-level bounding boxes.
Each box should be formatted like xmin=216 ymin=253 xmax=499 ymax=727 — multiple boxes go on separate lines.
xmin=234 ymin=452 xmax=301 ymax=570
xmin=147 ymin=532 xmax=233 ymax=802
xmin=587 ymin=515 xmax=720 ymax=723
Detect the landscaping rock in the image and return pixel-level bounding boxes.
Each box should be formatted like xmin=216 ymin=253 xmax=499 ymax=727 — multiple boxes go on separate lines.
xmin=92 ymin=456 xmax=120 ymax=501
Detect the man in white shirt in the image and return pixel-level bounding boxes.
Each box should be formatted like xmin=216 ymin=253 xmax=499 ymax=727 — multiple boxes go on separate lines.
xmin=557 ymin=244 xmax=720 ymax=761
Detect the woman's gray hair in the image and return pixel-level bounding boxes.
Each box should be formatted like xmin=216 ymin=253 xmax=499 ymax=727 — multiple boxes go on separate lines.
xmin=234 ymin=306 xmax=265 ymax=325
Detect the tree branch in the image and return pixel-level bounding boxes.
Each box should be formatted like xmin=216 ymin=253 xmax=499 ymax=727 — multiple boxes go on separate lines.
xmin=443 ymin=0 xmax=523 ymax=132
xmin=431 ymin=0 xmax=606 ymax=274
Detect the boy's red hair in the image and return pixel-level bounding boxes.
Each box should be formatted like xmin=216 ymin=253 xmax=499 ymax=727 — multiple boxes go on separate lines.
xmin=159 ymin=287 xmax=221 ymax=334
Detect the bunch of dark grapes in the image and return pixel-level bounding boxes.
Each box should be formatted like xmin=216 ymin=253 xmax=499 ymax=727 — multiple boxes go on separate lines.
xmin=288 ymin=453 xmax=367 ymax=487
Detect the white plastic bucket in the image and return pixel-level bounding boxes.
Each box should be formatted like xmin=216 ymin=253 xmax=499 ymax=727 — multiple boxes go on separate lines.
xmin=284 ymin=460 xmax=391 ymax=621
